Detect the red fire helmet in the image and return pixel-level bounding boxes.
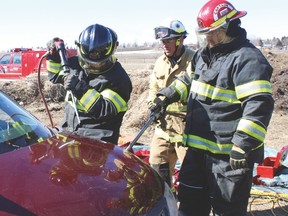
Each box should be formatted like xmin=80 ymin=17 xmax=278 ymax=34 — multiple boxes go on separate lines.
xmin=196 ymin=0 xmax=247 ymax=33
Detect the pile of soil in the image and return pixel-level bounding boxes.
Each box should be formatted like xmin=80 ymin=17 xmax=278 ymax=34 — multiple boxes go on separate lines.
xmin=267 ymin=51 xmax=288 ymax=111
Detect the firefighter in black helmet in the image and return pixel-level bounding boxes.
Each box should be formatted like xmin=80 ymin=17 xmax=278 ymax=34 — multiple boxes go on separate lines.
xmin=46 ymin=24 xmax=132 ymax=144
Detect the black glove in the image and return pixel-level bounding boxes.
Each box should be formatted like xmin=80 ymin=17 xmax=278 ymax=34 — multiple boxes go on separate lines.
xmin=230 ymin=145 xmax=249 ymax=170
xmin=64 ymin=73 xmax=90 ymax=99
xmin=157 ymin=86 xmax=180 ymax=104
xmin=46 ymin=37 xmax=64 ymax=63
xmin=148 ymin=97 xmax=167 ymax=121
xmin=64 ymin=74 xmax=79 ymax=91
xmin=148 ymin=98 xmax=163 ymax=112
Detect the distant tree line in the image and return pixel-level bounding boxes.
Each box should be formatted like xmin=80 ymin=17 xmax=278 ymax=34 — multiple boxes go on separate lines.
xmin=250 ymin=36 xmax=288 ymax=49
xmin=119 ymin=41 xmax=159 ymax=49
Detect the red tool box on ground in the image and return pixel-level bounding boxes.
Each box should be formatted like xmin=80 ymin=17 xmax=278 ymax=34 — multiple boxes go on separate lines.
xmin=257 ymin=145 xmax=288 ymax=178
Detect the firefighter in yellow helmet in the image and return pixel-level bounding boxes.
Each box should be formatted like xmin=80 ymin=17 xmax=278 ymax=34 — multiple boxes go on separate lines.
xmin=153 ymin=0 xmax=274 ymax=215
xmin=147 ymin=19 xmax=195 ymax=193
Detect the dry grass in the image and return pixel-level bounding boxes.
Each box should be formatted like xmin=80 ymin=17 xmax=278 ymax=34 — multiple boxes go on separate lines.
xmin=265 ymin=112 xmax=288 ymax=150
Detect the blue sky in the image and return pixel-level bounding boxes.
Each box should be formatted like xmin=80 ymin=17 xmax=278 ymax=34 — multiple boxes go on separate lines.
xmin=0 ymin=0 xmax=287 ymax=51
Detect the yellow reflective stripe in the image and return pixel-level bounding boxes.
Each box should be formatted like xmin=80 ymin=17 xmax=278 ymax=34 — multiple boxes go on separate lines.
xmin=232 ymin=145 xmax=245 ymax=154
xmin=235 ymin=80 xmax=272 ymax=99
xmin=65 ymin=92 xmax=86 ymax=111
xmin=101 ymin=89 xmax=128 ymax=112
xmin=66 ymin=88 xmax=128 ymax=113
xmin=155 ymin=127 xmax=183 ymax=143
xmin=12 ymin=122 xmax=31 ymax=139
xmin=105 ymin=43 xmax=112 ymax=56
xmin=80 ymin=89 xmax=101 ymax=111
xmin=166 ymin=103 xmax=187 ymax=112
xmin=56 ymin=133 xmax=68 ymax=142
xmin=211 ymin=10 xmax=237 ymax=27
xmin=237 ymin=118 xmax=266 ymax=142
xmin=170 ymin=136 xmax=183 ymax=143
xmin=253 ymin=142 xmax=264 ymax=151
xmin=12 ymin=122 xmax=26 ymax=134
xmin=191 ymin=80 xmax=240 ymax=103
xmin=172 ymin=80 xmax=188 ymax=102
xmin=46 ymin=61 xmax=62 ymax=74
xmin=37 ymin=137 xmax=44 ymax=142
xmin=68 ymin=144 xmax=80 ymax=159
xmin=183 ymin=133 xmax=233 ymax=155
xmin=47 ymin=138 xmax=54 ymax=145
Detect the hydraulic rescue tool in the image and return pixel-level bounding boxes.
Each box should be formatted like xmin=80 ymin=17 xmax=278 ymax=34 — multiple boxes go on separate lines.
xmin=126 ymin=98 xmax=167 ymax=152
xmin=37 ymin=41 xmax=80 ymax=128
xmin=56 ymin=41 xmax=81 ymax=125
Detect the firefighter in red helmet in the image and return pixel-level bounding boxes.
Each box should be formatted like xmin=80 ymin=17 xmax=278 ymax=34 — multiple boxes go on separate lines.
xmin=45 ymin=24 xmax=132 ymax=144
xmin=153 ymin=0 xmax=274 ymax=215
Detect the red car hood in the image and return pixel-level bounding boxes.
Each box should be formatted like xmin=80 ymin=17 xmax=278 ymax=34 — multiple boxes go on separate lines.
xmin=0 ymin=131 xmax=164 ymax=216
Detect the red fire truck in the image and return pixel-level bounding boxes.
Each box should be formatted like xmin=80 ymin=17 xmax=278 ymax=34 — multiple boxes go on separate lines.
xmin=0 ymin=48 xmax=77 ymax=79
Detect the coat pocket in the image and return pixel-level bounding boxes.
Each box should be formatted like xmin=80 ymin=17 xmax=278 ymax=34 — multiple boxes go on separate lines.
xmin=213 ymin=163 xmax=252 ymax=203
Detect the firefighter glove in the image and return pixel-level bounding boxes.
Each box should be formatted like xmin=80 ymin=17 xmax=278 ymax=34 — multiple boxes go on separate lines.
xmin=64 ymin=73 xmax=90 ymax=99
xmin=148 ymin=97 xmax=167 ymax=121
xmin=46 ymin=37 xmax=64 ymax=63
xmin=157 ymin=86 xmax=180 ymax=105
xmin=230 ymin=145 xmax=248 ymax=170
xmin=64 ymin=74 xmax=79 ymax=91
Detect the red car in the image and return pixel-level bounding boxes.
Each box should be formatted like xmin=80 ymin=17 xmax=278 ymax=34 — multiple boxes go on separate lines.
xmin=0 ymin=90 xmax=177 ymax=216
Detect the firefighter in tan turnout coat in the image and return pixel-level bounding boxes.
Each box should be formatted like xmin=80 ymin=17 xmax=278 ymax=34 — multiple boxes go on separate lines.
xmin=147 ymin=19 xmax=195 ymax=192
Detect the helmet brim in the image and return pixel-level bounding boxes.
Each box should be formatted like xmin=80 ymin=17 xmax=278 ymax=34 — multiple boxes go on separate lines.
xmin=232 ymin=11 xmax=247 ymax=21
xmin=196 ymin=10 xmax=247 ymax=34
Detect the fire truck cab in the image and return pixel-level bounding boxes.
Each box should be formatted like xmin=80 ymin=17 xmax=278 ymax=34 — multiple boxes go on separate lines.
xmin=0 ymin=48 xmax=47 ymax=79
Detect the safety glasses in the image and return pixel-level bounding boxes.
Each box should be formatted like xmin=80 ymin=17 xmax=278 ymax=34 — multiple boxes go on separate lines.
xmin=154 ymin=27 xmax=178 ymax=39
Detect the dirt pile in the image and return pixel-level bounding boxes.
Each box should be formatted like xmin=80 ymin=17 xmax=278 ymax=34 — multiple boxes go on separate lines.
xmin=267 ymin=51 xmax=288 ymax=111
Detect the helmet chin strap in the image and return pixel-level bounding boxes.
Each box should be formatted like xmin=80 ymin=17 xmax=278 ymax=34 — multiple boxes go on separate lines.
xmin=173 ymin=38 xmax=181 ymax=57
xmin=165 ymin=39 xmax=183 ymax=67
xmin=165 ymin=38 xmax=181 ymax=59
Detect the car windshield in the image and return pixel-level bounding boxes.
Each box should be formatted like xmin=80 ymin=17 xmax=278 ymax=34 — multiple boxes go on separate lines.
xmin=0 ymin=91 xmax=53 ymax=153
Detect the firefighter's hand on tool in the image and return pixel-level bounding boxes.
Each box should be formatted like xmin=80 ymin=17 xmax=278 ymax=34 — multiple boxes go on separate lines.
xmin=64 ymin=73 xmax=90 ymax=99
xmin=148 ymin=98 xmax=163 ymax=113
xmin=64 ymin=74 xmax=79 ymax=91
xmin=229 ymin=145 xmax=248 ymax=170
xmin=46 ymin=37 xmax=64 ymax=63
xmin=148 ymin=98 xmax=167 ymax=121
xmin=157 ymin=86 xmax=180 ymax=105
xmin=148 ymin=100 xmax=157 ymax=112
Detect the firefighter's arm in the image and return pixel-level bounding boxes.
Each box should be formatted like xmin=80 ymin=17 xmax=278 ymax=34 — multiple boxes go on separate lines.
xmin=149 ymin=71 xmax=191 ymax=121
xmin=156 ymin=69 xmax=191 ymax=105
xmin=231 ymin=94 xmax=274 ymax=165
xmin=46 ymin=61 xmax=67 ymax=84
xmin=46 ymin=37 xmax=68 ymax=84
xmin=63 ymin=70 xmax=89 ymax=98
xmin=85 ymin=90 xmax=128 ymax=120
xmin=146 ymin=85 xmax=180 ymax=122
xmin=67 ymin=76 xmax=129 ymax=121
xmin=230 ymin=60 xmax=274 ymax=169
